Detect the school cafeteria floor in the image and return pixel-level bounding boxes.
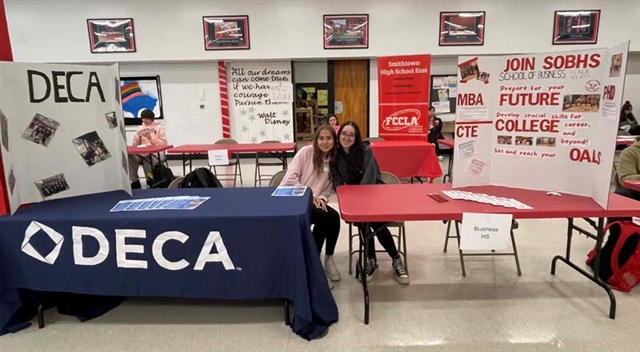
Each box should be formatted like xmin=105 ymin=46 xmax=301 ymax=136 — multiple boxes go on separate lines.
xmin=2 ymin=156 xmax=639 ymax=352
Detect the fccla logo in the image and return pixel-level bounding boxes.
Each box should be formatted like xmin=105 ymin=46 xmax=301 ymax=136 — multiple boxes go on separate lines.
xmin=382 ymin=109 xmax=421 ymax=131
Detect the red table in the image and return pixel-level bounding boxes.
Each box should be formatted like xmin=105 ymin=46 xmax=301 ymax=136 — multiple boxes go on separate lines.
xmin=438 ymin=139 xmax=455 ymax=182
xmin=369 ymin=140 xmax=442 ymax=181
xmin=617 ymin=136 xmax=638 ymax=147
xmin=167 ymin=143 xmax=297 ymax=175
xmin=337 ymin=183 xmax=640 ymax=324
xmin=127 ymin=145 xmax=173 ymax=166
xmin=623 ymin=180 xmax=640 ymax=192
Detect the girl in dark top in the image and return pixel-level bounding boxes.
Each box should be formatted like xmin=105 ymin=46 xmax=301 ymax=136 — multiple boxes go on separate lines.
xmin=332 ymin=121 xmax=409 ymax=284
xmin=619 ymin=101 xmax=640 ymax=135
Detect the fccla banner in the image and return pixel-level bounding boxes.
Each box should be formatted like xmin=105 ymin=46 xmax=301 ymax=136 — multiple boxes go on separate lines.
xmin=378 ymin=55 xmax=431 ymax=140
xmin=453 ymin=42 xmax=629 ymax=208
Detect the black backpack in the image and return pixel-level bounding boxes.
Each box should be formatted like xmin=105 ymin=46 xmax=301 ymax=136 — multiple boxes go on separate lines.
xmin=147 ymin=164 xmax=175 ymax=189
xmin=179 ymin=168 xmax=223 ymax=188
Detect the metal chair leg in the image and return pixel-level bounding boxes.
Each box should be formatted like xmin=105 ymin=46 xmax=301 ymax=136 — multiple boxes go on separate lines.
xmin=444 ymin=220 xmax=452 ymax=252
xmin=511 ymin=229 xmax=523 ymax=276
xmin=402 ymin=224 xmax=408 ymax=274
xmin=37 ymin=303 xmax=45 ymax=329
xmin=348 ymin=223 xmax=353 ymax=275
xmin=455 ymin=221 xmax=467 ymax=277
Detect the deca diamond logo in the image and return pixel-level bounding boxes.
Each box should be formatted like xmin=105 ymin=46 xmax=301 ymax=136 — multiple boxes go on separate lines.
xmin=22 ymin=221 xmax=64 ymax=265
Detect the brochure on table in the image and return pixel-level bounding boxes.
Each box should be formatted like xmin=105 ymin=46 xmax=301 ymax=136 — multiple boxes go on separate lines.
xmin=452 ymin=41 xmax=630 ymax=208
xmin=0 ymin=62 xmax=130 ymax=214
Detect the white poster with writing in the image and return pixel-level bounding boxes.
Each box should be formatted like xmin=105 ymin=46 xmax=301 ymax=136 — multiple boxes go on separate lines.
xmin=228 ymin=61 xmax=294 ymax=143
xmin=0 ymin=62 xmax=130 ymax=214
xmin=453 ymin=42 xmax=630 ymax=208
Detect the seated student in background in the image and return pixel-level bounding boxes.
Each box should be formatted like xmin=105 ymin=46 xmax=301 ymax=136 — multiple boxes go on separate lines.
xmin=614 ymin=138 xmax=640 ymax=201
xmin=280 ymin=124 xmax=341 ymax=289
xmin=129 ymin=109 xmax=168 ymax=189
xmin=427 ymin=106 xmax=444 ymax=161
xmin=332 ymin=121 xmax=409 ymax=285
xmin=619 ymin=101 xmax=640 ymax=135
xmin=328 ymin=114 xmax=340 ymax=134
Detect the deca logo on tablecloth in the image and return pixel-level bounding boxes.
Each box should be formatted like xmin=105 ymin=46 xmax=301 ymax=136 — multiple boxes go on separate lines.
xmin=21 ymin=222 xmax=237 ymax=271
xmin=382 ymin=109 xmax=421 ymax=131
xmin=22 ymin=221 xmax=65 ymax=265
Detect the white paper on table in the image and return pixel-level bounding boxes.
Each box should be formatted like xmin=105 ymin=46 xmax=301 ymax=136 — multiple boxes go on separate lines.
xmin=460 ymin=213 xmax=513 ymax=250
xmin=208 ymin=149 xmax=229 ymax=166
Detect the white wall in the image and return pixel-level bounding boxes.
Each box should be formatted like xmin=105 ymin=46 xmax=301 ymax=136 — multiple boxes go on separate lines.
xmin=6 ymin=0 xmax=640 ymax=63
xmin=119 ymin=62 xmax=222 ymax=146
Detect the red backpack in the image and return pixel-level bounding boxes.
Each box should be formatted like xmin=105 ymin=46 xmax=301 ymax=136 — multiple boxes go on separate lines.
xmin=586 ymin=220 xmax=640 ymax=292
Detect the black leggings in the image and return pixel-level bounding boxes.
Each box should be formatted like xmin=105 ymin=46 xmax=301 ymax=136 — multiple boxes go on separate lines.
xmin=311 ymin=204 xmax=341 ymax=255
xmin=358 ymin=222 xmax=399 ymax=260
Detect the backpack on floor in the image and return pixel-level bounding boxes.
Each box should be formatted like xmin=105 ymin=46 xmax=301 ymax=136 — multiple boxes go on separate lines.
xmin=586 ymin=220 xmax=640 ymax=292
xmin=147 ymin=164 xmax=175 ymax=189
xmin=179 ymin=167 xmax=223 ymax=188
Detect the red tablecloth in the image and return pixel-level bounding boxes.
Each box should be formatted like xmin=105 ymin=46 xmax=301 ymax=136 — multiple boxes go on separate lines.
xmin=624 ymin=180 xmax=640 ymax=192
xmin=617 ymin=137 xmax=638 ymax=146
xmin=369 ymin=140 xmax=442 ymax=180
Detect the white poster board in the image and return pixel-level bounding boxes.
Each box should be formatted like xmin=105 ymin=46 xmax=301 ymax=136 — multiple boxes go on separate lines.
xmin=453 ymin=42 xmax=630 ymax=208
xmin=228 ymin=61 xmax=294 ymax=143
xmin=0 ymin=62 xmax=130 ymax=214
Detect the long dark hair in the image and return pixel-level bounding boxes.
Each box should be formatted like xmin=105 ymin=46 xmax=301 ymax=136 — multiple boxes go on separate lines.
xmin=620 ymin=101 xmax=637 ymax=124
xmin=312 ymin=124 xmax=337 ymax=175
xmin=334 ymin=121 xmax=364 ymax=183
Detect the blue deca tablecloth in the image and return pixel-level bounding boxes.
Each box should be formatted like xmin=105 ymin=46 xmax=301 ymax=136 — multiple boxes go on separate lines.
xmin=0 ymin=188 xmax=338 ymax=340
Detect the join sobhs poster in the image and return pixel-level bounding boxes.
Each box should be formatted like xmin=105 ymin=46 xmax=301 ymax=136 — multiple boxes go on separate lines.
xmin=0 ymin=62 xmax=131 ymax=214
xmin=453 ymin=42 xmax=629 ymax=208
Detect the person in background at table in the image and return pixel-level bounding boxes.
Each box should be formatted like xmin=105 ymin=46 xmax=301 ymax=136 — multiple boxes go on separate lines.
xmin=328 ymin=114 xmax=340 ymax=135
xmin=280 ymin=124 xmax=341 ymax=289
xmin=129 ymin=109 xmax=168 ymax=189
xmin=614 ymin=138 xmax=640 ymax=202
xmin=332 ymin=121 xmax=409 ymax=285
xmin=619 ymin=101 xmax=640 ymax=135
xmin=427 ymin=106 xmax=444 ymax=161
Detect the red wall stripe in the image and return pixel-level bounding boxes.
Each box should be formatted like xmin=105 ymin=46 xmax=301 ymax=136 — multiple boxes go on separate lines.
xmin=218 ymin=61 xmax=231 ymax=138
xmin=0 ymin=0 xmax=12 ymax=215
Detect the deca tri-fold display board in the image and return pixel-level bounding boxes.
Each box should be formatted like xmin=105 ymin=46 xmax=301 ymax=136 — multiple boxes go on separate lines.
xmin=452 ymin=41 xmax=630 ymax=208
xmin=0 ymin=62 xmax=131 ymax=214
xmin=377 ymin=54 xmax=431 ymax=140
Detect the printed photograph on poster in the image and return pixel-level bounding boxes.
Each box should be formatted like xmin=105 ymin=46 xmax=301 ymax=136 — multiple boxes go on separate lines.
xmin=203 ymin=16 xmax=250 ymax=50
xmin=439 ymin=11 xmax=485 ymax=46
xmin=562 ymin=94 xmax=600 ymax=112
xmin=119 ymin=122 xmax=127 ymax=141
xmin=324 ymin=14 xmax=369 ymax=49
xmin=477 ymin=71 xmax=490 ymax=84
xmin=34 ymin=173 xmax=70 ymax=199
xmin=1 ymin=109 xmax=8 ymax=152
xmin=8 ymin=167 xmax=15 ymax=195
xmin=459 ymin=58 xmax=480 ymax=82
xmin=497 ymin=135 xmax=513 ymax=145
xmin=87 ymin=18 xmax=136 ymax=53
xmin=536 ymin=137 xmax=557 ymax=147
xmin=459 ymin=140 xmax=476 ymax=159
xmin=121 ymin=151 xmax=128 ymax=175
xmin=552 ymin=10 xmax=600 ymax=45
xmin=610 ymin=53 xmax=623 ymax=77
xmin=515 ymin=136 xmax=533 ymax=146
xmin=72 ymin=131 xmax=112 ymax=167
xmin=115 ymin=77 xmax=120 ymax=103
xmin=22 ymin=113 xmax=60 ymax=148
xmin=105 ymin=111 xmax=117 ymax=128
xmin=467 ymin=158 xmax=486 ymax=176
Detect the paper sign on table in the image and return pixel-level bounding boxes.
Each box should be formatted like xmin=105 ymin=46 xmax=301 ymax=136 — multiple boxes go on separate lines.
xmin=208 ymin=149 xmax=229 ymax=166
xmin=271 ymin=186 xmax=307 ymax=197
xmin=460 ymin=213 xmax=513 ymax=250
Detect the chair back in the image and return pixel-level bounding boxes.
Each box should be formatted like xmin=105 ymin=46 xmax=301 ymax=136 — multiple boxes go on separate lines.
xmin=380 ymin=171 xmax=400 ymax=185
xmin=269 ymin=170 xmax=287 ymax=187
xmin=215 ymin=138 xmax=239 ymax=145
xmin=168 ymin=176 xmax=184 ymax=189
xmin=261 ymin=140 xmax=280 ymax=144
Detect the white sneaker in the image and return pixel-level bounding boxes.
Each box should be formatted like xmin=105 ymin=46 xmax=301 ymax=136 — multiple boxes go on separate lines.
xmin=324 ymin=255 xmax=341 ymax=282
xmin=437 ymin=155 xmax=445 ymax=161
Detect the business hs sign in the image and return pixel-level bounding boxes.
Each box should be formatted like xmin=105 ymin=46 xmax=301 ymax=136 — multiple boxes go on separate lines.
xmin=21 ymin=221 xmax=236 ymax=271
xmin=377 ymin=54 xmax=431 ymax=140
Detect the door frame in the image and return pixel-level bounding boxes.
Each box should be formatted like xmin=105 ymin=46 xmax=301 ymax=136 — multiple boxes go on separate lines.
xmin=327 ymin=59 xmax=370 ymax=137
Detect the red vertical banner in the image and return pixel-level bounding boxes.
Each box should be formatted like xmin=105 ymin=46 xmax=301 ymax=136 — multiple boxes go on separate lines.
xmin=0 ymin=0 xmax=12 ymax=215
xmin=218 ymin=61 xmax=231 ymax=138
xmin=378 ymin=54 xmax=431 ymax=140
